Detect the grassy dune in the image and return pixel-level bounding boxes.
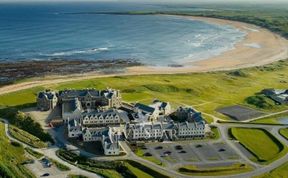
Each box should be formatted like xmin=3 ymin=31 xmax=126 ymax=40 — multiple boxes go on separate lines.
xmin=9 ymin=125 xmax=47 ymax=148
xmin=230 ymin=128 xmax=287 ymax=163
xmin=1 ymin=60 xmax=288 ymax=122
xmin=0 ymin=122 xmax=35 ymax=178
xmin=0 ymin=87 xmax=43 ymax=107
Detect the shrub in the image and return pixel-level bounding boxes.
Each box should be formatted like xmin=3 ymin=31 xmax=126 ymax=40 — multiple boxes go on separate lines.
xmin=0 ymin=164 xmax=13 ymax=178
xmin=143 ymin=84 xmax=180 ymax=92
xmin=10 ymin=141 xmax=21 ymax=147
xmin=0 ymin=108 xmax=54 ymax=143
xmin=57 ymin=149 xmax=136 ymax=178
xmin=245 ymin=95 xmax=274 ymax=109
xmin=227 ymin=70 xmax=248 ymax=77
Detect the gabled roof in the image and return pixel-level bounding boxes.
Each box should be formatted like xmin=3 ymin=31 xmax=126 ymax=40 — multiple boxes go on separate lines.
xmin=82 ymin=127 xmax=107 ymax=137
xmin=38 ymin=91 xmax=56 ymax=100
xmin=63 ymin=98 xmax=81 ymax=113
xmin=38 ymin=92 xmax=45 ymax=99
xmin=59 ymin=89 xmax=100 ymax=98
xmin=68 ymin=119 xmax=78 ymax=127
xmin=135 ymin=103 xmax=155 ymax=113
xmin=160 ymin=102 xmax=168 ymax=108
xmin=82 ymin=109 xmax=120 ymax=119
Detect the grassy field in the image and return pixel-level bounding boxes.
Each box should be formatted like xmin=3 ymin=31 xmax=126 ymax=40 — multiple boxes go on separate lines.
xmin=230 ymin=128 xmax=287 ymax=164
xmin=209 ymin=126 xmax=220 ymax=140
xmin=134 ymin=148 xmax=164 ymax=166
xmin=178 ymin=163 xmax=253 ymax=176
xmin=126 ymin=4 xmax=288 ymax=38
xmin=56 ymin=149 xmax=132 ymax=178
xmin=9 ymin=125 xmax=47 ymax=148
xmin=56 ymin=149 xmax=169 ymax=178
xmin=279 ymin=128 xmax=288 ymax=140
xmin=25 ymin=147 xmax=44 ymax=159
xmin=68 ymin=175 xmax=88 ymax=178
xmin=255 ymin=161 xmax=288 ymax=178
xmin=0 ymin=87 xmax=43 ymax=107
xmin=1 ymin=60 xmax=288 ymax=122
xmin=0 ymin=122 xmax=35 ymax=178
xmin=125 ymin=162 xmax=153 ymax=178
xmin=251 ymin=113 xmax=288 ymax=124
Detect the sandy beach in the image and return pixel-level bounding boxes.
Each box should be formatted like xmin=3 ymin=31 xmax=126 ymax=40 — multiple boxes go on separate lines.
xmin=0 ymin=15 xmax=288 ymax=95
xmin=127 ymin=15 xmax=288 ymax=74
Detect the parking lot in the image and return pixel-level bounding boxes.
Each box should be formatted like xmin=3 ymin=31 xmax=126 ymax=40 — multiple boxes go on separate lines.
xmin=141 ymin=141 xmax=241 ymax=168
xmin=25 ymin=158 xmax=69 ymax=178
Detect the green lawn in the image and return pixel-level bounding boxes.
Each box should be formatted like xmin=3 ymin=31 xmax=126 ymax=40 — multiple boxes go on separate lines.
xmin=56 ymin=149 xmax=130 ymax=178
xmin=0 ymin=87 xmax=43 ymax=107
xmin=1 ymin=60 xmax=288 ymax=121
xmin=125 ymin=162 xmax=153 ymax=178
xmin=230 ymin=128 xmax=287 ymax=163
xmin=178 ymin=163 xmax=253 ymax=176
xmin=208 ymin=126 xmax=221 ymax=140
xmin=25 ymin=147 xmax=44 ymax=159
xmin=134 ymin=148 xmax=164 ymax=166
xmin=67 ymin=175 xmax=88 ymax=178
xmin=251 ymin=113 xmax=288 ymax=125
xmin=0 ymin=122 xmax=35 ymax=178
xmin=9 ymin=125 xmax=47 ymax=148
xmin=279 ymin=128 xmax=288 ymax=140
xmin=251 ymin=118 xmax=280 ymax=125
xmin=255 ymin=161 xmax=288 ymax=178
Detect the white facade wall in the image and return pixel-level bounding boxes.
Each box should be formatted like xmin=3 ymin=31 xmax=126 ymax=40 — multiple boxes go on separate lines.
xmin=130 ymin=128 xmax=163 ymax=140
xmin=103 ymin=143 xmax=120 ymax=155
xmin=82 ymin=132 xmax=101 ymax=142
xmin=177 ymin=126 xmax=205 ymax=137
xmin=82 ymin=114 xmax=120 ymax=126
xmin=68 ymin=128 xmax=82 ymax=138
xmin=62 ymin=109 xmax=82 ymax=122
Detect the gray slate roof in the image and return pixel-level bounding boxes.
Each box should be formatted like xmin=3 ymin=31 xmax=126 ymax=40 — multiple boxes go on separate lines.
xmin=135 ymin=103 xmax=155 ymax=113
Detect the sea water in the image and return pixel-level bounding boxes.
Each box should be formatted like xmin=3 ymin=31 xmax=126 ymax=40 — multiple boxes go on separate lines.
xmin=0 ymin=2 xmax=245 ymax=66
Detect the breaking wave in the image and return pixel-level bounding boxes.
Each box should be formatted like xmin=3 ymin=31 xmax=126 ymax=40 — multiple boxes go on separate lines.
xmin=43 ymin=47 xmax=109 ymax=57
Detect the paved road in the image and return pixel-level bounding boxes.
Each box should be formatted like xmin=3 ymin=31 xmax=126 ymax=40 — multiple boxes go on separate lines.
xmin=243 ymin=109 xmax=288 ymax=123
xmin=212 ymin=121 xmax=288 ymax=178
xmin=2 ymin=116 xmax=288 ymax=178
xmin=0 ymin=119 xmax=100 ymax=178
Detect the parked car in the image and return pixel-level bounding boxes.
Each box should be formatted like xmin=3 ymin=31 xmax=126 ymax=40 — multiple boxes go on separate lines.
xmin=175 ymin=145 xmax=183 ymax=150
xmin=155 ymin=146 xmax=163 ymax=150
xmin=218 ymin=148 xmax=226 ymax=152
xmin=179 ymin=150 xmax=186 ymax=154
xmin=163 ymin=151 xmax=171 ymax=156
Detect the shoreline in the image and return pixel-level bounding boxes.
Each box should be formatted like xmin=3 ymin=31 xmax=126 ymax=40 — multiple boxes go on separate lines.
xmin=1 ymin=15 xmax=288 ymax=95
xmin=126 ymin=15 xmax=288 ymax=74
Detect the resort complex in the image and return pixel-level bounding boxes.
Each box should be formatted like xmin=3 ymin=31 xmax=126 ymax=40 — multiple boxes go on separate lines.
xmin=1 ymin=1 xmax=288 ymax=177
xmin=37 ymin=88 xmax=211 ymax=155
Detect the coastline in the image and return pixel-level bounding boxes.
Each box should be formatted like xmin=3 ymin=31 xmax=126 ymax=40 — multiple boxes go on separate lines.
xmin=1 ymin=15 xmax=288 ymax=95
xmin=126 ymin=15 xmax=288 ymax=74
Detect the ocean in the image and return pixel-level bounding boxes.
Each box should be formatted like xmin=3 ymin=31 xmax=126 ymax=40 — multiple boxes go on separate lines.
xmin=0 ymin=2 xmax=245 ymax=66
